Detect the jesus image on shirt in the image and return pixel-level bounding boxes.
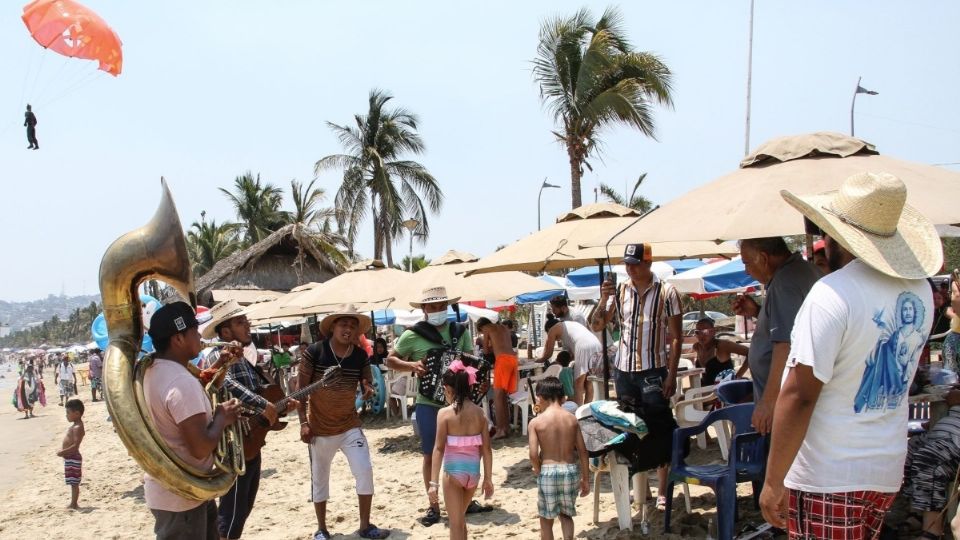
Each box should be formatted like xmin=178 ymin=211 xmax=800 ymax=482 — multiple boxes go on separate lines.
xmin=854 ymin=291 xmax=927 ymax=413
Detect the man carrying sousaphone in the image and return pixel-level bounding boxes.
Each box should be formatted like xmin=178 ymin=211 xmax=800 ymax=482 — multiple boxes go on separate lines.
xmin=386 ymin=287 xmax=492 ymax=527
xmin=202 ymin=300 xmax=298 ymax=540
xmin=142 ymin=302 xmax=241 ymax=540
xmin=297 ymin=305 xmax=390 ymax=540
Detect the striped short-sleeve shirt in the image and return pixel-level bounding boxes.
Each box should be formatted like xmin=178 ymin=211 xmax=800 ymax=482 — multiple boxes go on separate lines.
xmin=613 ymin=275 xmax=682 ymax=372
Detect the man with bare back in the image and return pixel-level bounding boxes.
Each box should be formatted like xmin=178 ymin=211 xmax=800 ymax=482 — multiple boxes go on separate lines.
xmin=476 ymin=318 xmax=518 ymax=439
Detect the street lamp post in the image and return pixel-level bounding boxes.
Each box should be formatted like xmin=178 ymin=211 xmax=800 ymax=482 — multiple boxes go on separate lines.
xmin=850 ymin=76 xmax=878 ymax=137
xmin=402 ymin=218 xmax=419 ymax=272
xmin=538 ymin=178 xmax=561 ymax=231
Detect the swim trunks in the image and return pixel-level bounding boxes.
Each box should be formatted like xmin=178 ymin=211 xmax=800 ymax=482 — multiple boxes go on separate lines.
xmin=64 ymin=452 xmax=82 ymax=485
xmin=537 ymin=463 xmax=580 ymax=519
xmin=493 ymin=353 xmax=518 ymax=393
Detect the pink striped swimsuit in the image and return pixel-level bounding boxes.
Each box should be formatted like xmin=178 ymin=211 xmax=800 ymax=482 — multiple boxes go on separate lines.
xmin=444 ymin=434 xmax=482 ymax=489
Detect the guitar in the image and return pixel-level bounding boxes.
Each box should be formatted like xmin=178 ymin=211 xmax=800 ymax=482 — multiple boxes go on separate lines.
xmin=240 ymin=365 xmax=342 ymax=458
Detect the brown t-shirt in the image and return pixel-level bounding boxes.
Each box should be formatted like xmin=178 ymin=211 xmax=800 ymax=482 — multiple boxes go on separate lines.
xmin=301 ymin=341 xmax=371 ymax=436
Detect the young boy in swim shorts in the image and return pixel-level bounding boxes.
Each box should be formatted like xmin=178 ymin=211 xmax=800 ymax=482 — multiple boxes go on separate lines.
xmin=476 ymin=318 xmax=518 ymax=440
xmin=57 ymin=398 xmax=85 ymax=510
xmin=528 ymin=377 xmax=589 ymax=540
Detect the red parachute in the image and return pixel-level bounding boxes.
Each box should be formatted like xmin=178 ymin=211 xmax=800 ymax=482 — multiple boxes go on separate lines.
xmin=22 ymin=0 xmax=122 ymax=76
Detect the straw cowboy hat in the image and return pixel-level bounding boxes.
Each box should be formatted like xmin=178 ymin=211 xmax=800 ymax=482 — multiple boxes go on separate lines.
xmin=319 ymin=305 xmax=373 ymax=336
xmin=409 ymin=286 xmax=460 ymax=308
xmin=200 ymin=299 xmax=246 ymax=339
xmin=781 ymin=172 xmax=942 ymax=279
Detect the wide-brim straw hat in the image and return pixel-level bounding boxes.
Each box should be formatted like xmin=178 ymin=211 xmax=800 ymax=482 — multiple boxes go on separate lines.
xmin=319 ymin=305 xmax=373 ymax=336
xmin=200 ymin=299 xmax=246 ymax=339
xmin=409 ymin=286 xmax=461 ymax=308
xmin=781 ymin=172 xmax=942 ymax=279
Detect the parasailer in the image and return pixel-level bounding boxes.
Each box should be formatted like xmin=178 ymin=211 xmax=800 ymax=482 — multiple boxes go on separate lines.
xmin=24 ymin=104 xmax=38 ymax=149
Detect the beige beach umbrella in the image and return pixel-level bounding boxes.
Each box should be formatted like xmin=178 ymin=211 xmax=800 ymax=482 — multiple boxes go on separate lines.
xmin=243 ymin=282 xmax=322 ymax=324
xmin=466 ymin=202 xmax=739 ymax=276
xmin=584 ymin=132 xmax=960 ymax=247
xmin=282 ymin=259 xmax=411 ymax=314
xmin=392 ymin=250 xmax=564 ymax=307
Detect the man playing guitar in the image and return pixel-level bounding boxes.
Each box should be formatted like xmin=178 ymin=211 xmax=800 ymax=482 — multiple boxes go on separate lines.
xmin=202 ymin=300 xmax=297 ymax=540
xmin=297 ymin=307 xmax=390 ymax=540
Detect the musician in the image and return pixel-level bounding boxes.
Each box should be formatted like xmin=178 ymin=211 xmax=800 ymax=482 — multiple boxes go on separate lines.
xmin=297 ymin=307 xmax=389 ymax=540
xmin=386 ymin=287 xmax=475 ymax=527
xmin=202 ymin=300 xmax=296 ymax=540
xmin=143 ymin=302 xmax=241 ymax=540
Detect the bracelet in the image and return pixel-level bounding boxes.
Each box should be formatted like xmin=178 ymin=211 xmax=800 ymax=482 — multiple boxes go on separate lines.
xmin=428 ymin=481 xmax=439 ymax=487
xmin=300 ymin=422 xmax=309 ymax=426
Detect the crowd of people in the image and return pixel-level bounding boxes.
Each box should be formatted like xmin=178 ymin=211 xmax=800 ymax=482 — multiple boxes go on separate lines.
xmin=7 ymin=171 xmax=960 ymax=540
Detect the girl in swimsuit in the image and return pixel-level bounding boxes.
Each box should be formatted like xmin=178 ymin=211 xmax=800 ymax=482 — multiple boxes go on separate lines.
xmin=429 ymin=360 xmax=494 ymax=540
xmin=692 ymin=318 xmax=750 ymax=386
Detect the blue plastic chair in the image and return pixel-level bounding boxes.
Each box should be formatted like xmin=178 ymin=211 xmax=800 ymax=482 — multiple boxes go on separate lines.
xmin=663 ymin=403 xmax=767 ymax=540
xmin=715 ymin=379 xmax=754 ymax=406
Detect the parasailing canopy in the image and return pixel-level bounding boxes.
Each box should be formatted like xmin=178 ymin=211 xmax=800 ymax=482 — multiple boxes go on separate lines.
xmin=22 ymin=0 xmax=123 ymax=76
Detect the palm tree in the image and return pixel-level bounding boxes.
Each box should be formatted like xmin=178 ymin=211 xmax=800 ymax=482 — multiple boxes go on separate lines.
xmin=598 ymin=173 xmax=653 ymax=212
xmin=399 ymin=254 xmax=431 ymax=272
xmin=533 ymin=7 xmax=673 ymax=208
xmin=186 ymin=220 xmax=242 ymax=277
xmin=285 ymin=178 xmax=350 ymax=271
xmin=219 ymin=172 xmax=290 ymax=245
xmin=315 ymin=89 xmax=443 ymax=266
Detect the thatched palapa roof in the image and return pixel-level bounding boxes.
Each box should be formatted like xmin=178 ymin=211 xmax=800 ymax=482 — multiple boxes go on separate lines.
xmin=195 ymin=224 xmax=341 ymax=307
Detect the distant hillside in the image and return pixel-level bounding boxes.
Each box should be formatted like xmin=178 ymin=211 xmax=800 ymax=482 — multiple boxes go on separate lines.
xmin=0 ymin=294 xmax=101 ymax=333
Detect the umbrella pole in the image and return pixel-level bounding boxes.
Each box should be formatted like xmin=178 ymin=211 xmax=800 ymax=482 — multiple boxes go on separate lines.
xmin=598 ymin=260 xmax=611 ymax=400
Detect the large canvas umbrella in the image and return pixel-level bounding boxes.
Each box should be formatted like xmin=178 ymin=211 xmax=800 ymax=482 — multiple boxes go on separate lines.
xmin=466 ymin=203 xmax=739 ymax=276
xmin=284 ymin=260 xmax=411 ymax=314
xmin=586 ymin=132 xmax=960 ymax=247
xmin=243 ymin=282 xmax=323 ymax=324
xmin=392 ymin=250 xmax=563 ymax=307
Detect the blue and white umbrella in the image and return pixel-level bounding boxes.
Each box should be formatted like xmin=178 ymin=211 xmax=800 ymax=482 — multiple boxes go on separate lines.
xmin=667 ymin=257 xmax=758 ymax=297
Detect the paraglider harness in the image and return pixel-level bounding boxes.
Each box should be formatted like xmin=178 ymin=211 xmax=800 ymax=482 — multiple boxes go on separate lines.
xmin=410 ymin=318 xmax=490 ymax=405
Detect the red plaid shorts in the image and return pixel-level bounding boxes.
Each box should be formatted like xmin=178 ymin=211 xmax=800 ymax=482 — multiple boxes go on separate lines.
xmin=788 ymin=490 xmax=895 ymax=540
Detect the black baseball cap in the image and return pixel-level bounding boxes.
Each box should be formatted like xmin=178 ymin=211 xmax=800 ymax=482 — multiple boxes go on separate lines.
xmin=623 ymin=243 xmax=652 ymax=264
xmin=148 ymin=302 xmax=199 ymax=341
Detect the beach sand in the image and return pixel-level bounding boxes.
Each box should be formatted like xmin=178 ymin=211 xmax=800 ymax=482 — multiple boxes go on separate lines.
xmin=0 ymin=386 xmax=767 ymax=539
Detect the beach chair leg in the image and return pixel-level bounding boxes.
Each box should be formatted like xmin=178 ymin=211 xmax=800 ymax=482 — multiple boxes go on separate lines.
xmin=610 ymin=461 xmax=633 ymax=530
xmin=592 ymin=466 xmax=602 ymax=524
xmin=633 ymin=472 xmax=648 ymax=522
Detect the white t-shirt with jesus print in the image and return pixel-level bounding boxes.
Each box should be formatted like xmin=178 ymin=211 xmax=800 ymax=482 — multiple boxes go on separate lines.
xmin=783 ymin=259 xmax=933 ymax=493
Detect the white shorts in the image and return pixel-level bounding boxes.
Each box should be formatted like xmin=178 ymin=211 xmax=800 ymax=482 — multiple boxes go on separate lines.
xmin=307 ymin=427 xmax=374 ymax=502
xmin=574 ymin=347 xmax=603 ymax=378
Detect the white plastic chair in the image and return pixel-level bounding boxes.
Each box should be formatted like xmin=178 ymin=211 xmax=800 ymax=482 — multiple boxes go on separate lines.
xmin=386 ymin=371 xmax=418 ymax=421
xmin=508 ymin=377 xmax=531 ymax=435
xmin=674 ymin=384 xmax=730 ymax=460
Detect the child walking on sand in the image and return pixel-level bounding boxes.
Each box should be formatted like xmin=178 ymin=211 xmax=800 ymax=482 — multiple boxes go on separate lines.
xmin=528 ymin=377 xmax=589 ymax=540
xmin=57 ymin=398 xmax=85 ymax=509
xmin=429 ymin=360 xmax=494 ymax=540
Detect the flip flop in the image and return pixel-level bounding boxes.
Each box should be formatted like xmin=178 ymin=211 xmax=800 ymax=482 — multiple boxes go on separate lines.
xmin=357 ymin=523 xmax=391 ymax=539
xmin=466 ymin=500 xmax=494 ymax=514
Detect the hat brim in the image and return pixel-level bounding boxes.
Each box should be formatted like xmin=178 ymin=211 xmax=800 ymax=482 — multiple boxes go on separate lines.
xmin=319 ymin=312 xmax=373 ymax=336
xmin=200 ymin=306 xmax=246 ymax=339
xmin=409 ymin=296 xmax=460 ymax=309
xmin=780 ymin=189 xmax=943 ymax=279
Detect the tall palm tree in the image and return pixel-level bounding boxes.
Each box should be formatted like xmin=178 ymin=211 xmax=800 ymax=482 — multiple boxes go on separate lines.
xmin=533 ymin=7 xmax=673 ymax=208
xmin=598 ymin=173 xmax=653 ymax=212
xmin=315 ymin=89 xmax=443 ymax=266
xmin=398 ymin=254 xmax=431 ymax=273
xmin=186 ymin=219 xmax=242 ymax=277
xmin=219 ymin=172 xmax=290 ymax=245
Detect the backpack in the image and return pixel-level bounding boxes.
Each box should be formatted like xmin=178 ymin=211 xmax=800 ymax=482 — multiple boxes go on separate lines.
xmin=410 ymin=322 xmax=490 ymax=404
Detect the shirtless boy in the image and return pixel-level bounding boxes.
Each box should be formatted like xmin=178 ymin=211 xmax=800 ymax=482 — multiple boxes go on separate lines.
xmin=476 ymin=318 xmax=518 ymax=439
xmin=528 ymin=377 xmax=589 ymax=540
xmin=58 ymin=398 xmax=86 ymax=509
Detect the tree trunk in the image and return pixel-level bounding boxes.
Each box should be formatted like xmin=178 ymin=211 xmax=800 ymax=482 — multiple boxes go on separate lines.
xmin=384 ymin=233 xmax=394 ymax=268
xmin=568 ymin=144 xmax=583 ymax=209
xmin=372 ymin=213 xmax=383 ymax=261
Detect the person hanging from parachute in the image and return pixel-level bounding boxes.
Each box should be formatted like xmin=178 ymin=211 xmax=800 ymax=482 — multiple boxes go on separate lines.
xmin=24 ymin=104 xmax=38 ymax=149
xmin=19 ymin=0 xmax=122 ymax=147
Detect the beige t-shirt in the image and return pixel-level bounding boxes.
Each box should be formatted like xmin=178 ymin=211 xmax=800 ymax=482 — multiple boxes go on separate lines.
xmin=142 ymin=358 xmax=213 ymax=512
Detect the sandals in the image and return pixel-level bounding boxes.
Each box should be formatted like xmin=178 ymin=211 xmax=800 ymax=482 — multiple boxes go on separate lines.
xmin=312 ymin=529 xmax=331 ymax=540
xmin=656 ymin=495 xmax=667 ymax=511
xmin=418 ymin=507 xmax=441 ymax=527
xmin=466 ymin=500 xmax=494 ymax=514
xmin=357 ymin=523 xmax=391 ymax=539
xmin=915 ymin=532 xmax=942 ymax=540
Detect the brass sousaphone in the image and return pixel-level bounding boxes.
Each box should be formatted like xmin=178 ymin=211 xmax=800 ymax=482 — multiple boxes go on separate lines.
xmin=100 ymin=179 xmax=240 ymax=500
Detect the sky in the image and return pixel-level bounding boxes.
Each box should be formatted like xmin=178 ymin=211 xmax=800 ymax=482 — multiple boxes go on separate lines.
xmin=0 ymin=1 xmax=958 ymax=302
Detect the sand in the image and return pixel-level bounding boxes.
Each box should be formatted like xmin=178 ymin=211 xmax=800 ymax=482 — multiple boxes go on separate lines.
xmin=0 ymin=382 xmax=768 ymax=539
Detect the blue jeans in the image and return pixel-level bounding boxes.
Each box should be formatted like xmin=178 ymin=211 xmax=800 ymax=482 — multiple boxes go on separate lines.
xmin=613 ymin=367 xmax=671 ymax=416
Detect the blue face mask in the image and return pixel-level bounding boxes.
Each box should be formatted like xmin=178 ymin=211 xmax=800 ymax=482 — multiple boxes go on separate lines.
xmin=427 ymin=311 xmax=448 ymax=327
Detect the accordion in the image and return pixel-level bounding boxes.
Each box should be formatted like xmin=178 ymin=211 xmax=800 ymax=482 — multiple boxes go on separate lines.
xmin=418 ymin=348 xmax=490 ymax=405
